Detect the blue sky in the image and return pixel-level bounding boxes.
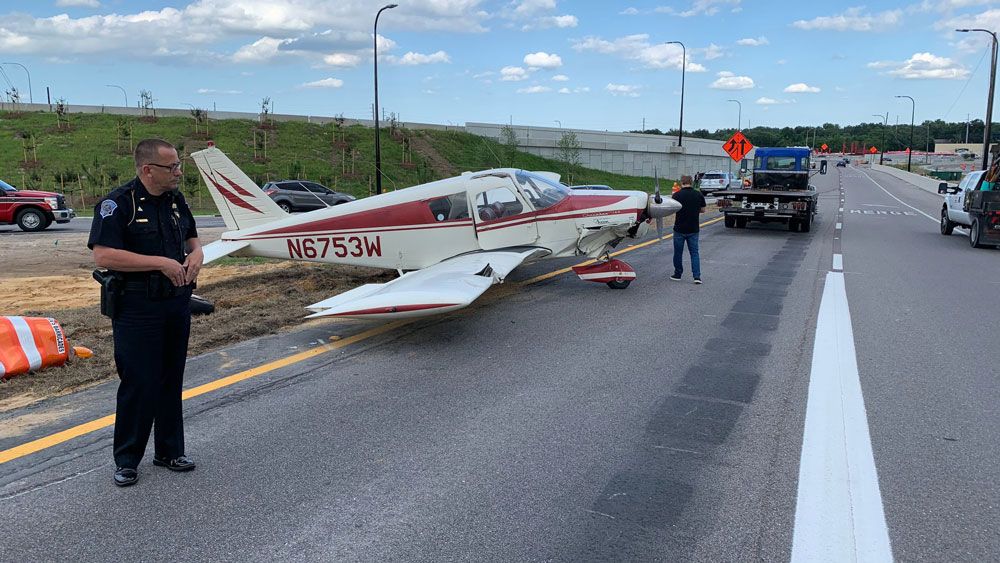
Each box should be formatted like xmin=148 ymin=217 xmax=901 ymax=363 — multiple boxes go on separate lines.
xmin=1 ymin=1 xmax=999 ymax=132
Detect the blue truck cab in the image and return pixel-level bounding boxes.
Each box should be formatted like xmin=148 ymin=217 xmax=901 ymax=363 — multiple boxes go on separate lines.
xmin=716 ymin=147 xmax=824 ymax=232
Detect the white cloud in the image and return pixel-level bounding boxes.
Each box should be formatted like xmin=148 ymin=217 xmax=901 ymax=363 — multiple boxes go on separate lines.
xmin=389 ymin=50 xmax=451 ymax=65
xmin=792 ymin=8 xmax=902 ymax=31
xmin=700 ymin=43 xmax=725 ymax=60
xmin=655 ymin=0 xmax=743 ymax=17
xmin=606 ymin=83 xmax=640 ymax=97
xmin=301 ymin=77 xmax=344 ymax=88
xmin=941 ymin=9 xmax=1000 ymax=52
xmin=870 ymin=52 xmax=970 ymax=79
xmin=552 ymin=74 xmax=569 ymax=81
xmin=513 ymin=0 xmax=556 ymax=16
xmin=559 ymin=86 xmax=590 ymax=94
xmin=736 ymin=36 xmax=768 ymax=46
xmin=572 ymin=34 xmax=707 ymax=72
xmin=710 ymin=71 xmax=754 ymax=89
xmin=322 ymin=53 xmax=360 ymax=67
xmin=197 ymin=88 xmax=243 ymax=95
xmin=755 ymin=97 xmax=792 ymax=105
xmin=517 ymin=85 xmax=551 ymax=94
xmin=232 ymin=36 xmax=288 ymax=63
xmin=784 ymin=83 xmax=821 ymax=93
xmin=521 ymin=14 xmax=578 ymax=31
xmin=523 ymin=51 xmax=562 ymax=69
xmin=621 ymin=7 xmax=640 ymax=15
xmin=501 ymin=66 xmax=529 ymax=81
xmin=56 ymin=0 xmax=100 ymax=7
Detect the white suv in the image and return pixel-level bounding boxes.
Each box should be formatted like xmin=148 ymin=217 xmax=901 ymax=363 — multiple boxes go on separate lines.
xmin=699 ymin=171 xmax=732 ymax=194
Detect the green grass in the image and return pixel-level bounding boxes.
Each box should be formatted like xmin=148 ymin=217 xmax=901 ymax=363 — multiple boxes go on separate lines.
xmin=0 ymin=110 xmax=669 ymax=216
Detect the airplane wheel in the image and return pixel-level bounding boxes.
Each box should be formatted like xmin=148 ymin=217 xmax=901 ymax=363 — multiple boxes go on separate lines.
xmin=724 ymin=215 xmax=735 ymax=228
xmin=607 ymin=279 xmax=631 ymax=289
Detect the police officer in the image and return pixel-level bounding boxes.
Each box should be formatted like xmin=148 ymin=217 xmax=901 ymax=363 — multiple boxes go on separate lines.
xmin=89 ymin=138 xmax=203 ymax=487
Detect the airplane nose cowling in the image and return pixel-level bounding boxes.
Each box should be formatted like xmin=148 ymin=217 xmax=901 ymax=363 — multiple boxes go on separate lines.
xmin=647 ymin=194 xmax=682 ymax=218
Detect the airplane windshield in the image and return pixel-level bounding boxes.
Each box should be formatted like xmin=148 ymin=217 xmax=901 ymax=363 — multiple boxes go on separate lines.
xmin=514 ymin=171 xmax=569 ymax=210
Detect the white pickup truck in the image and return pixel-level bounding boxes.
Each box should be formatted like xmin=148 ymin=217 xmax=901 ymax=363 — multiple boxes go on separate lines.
xmin=939 ymin=170 xmax=1000 ymax=248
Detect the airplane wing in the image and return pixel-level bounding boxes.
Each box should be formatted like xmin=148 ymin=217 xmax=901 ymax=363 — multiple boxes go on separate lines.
xmin=201 ymin=240 xmax=251 ymax=264
xmin=304 ymin=248 xmax=549 ymax=320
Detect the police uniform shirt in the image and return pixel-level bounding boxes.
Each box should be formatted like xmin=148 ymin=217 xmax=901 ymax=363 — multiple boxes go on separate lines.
xmin=87 ymin=177 xmax=197 ymax=265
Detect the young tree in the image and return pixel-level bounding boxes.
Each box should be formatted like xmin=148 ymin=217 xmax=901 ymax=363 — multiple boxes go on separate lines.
xmin=500 ymin=125 xmax=519 ymax=164
xmin=556 ymin=131 xmax=582 ymax=167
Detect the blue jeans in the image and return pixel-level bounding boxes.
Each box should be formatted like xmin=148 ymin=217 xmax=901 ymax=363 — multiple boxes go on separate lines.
xmin=673 ymin=231 xmax=701 ymax=278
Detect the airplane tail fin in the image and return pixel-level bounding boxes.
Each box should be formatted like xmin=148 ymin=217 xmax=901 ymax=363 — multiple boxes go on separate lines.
xmin=190 ymin=145 xmax=287 ymax=231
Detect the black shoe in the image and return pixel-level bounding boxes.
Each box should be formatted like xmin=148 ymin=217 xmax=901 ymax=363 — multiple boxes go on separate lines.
xmin=669 ymin=274 xmax=682 ymax=281
xmin=114 ymin=467 xmax=138 ymax=487
xmin=694 ymin=278 xmax=703 ymax=284
xmin=153 ymin=455 xmax=196 ymax=472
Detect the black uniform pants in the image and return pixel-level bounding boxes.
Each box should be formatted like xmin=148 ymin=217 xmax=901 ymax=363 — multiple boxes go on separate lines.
xmin=111 ymin=291 xmax=191 ymax=469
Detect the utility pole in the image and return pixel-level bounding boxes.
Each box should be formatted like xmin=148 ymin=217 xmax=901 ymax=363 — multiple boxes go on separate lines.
xmin=956 ymin=28 xmax=997 ymax=170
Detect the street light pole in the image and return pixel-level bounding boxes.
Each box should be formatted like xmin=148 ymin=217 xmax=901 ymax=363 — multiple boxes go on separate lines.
xmin=873 ymin=113 xmax=888 ymax=165
xmin=727 ymin=99 xmax=742 ymax=131
xmin=105 ymin=84 xmax=127 ymax=108
xmin=373 ymin=3 xmax=398 ymax=195
xmin=957 ymin=28 xmax=997 ymax=170
xmin=1 ymin=62 xmax=32 ymax=103
xmin=554 ymin=120 xmax=561 ymax=128
xmin=895 ymin=95 xmax=915 ymax=172
xmin=666 ymin=41 xmax=686 ymax=147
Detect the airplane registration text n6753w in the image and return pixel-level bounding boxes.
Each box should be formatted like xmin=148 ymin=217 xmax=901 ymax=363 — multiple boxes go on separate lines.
xmin=191 ymin=143 xmax=681 ymax=320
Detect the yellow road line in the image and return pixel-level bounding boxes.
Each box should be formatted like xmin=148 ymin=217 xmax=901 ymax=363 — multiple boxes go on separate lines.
xmin=0 ymin=215 xmax=723 ymax=465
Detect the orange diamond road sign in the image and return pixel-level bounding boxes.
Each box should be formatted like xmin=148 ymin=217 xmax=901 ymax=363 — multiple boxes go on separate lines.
xmin=821 ymin=143 xmax=829 ymax=151
xmin=723 ymin=131 xmax=753 ymax=162
xmin=869 ymin=146 xmax=878 ymax=154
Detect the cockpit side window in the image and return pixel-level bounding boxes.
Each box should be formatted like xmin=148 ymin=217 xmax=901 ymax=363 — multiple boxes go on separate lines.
xmin=514 ymin=171 xmax=569 ymax=209
xmin=475 ymin=187 xmax=523 ymax=221
xmin=427 ymin=192 xmax=469 ymax=222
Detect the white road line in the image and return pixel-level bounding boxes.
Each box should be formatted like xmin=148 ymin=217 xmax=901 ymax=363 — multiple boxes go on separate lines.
xmin=792 ymin=272 xmax=893 ymax=563
xmin=858 ymin=168 xmax=968 ymax=235
xmin=832 ymin=253 xmax=843 ymax=271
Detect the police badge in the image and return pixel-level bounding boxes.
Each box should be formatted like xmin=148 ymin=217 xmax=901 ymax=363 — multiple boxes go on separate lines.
xmin=100 ymin=200 xmax=117 ymax=218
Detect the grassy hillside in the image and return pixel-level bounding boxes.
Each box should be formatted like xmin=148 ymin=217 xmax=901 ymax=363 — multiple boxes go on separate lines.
xmin=0 ymin=110 xmax=665 ymax=214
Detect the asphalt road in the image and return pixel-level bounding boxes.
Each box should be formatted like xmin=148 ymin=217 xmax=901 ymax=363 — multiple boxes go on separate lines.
xmin=0 ymin=166 xmax=996 ymax=561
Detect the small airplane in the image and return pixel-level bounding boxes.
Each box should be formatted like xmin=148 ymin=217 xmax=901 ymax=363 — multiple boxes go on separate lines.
xmin=191 ymin=143 xmax=680 ymax=320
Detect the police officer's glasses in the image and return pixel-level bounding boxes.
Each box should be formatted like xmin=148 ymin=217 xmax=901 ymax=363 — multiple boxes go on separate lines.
xmin=147 ymin=162 xmax=183 ymax=172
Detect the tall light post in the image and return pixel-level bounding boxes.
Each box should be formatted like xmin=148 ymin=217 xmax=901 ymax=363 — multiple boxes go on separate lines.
xmin=666 ymin=41 xmax=686 ymax=146
xmin=873 ymin=113 xmax=888 ymax=165
xmin=1 ymin=62 xmax=32 ymax=103
xmin=957 ymin=28 xmax=997 ymax=170
xmin=373 ymin=3 xmax=397 ymax=195
xmin=727 ymin=98 xmax=742 ymax=131
xmin=105 ymin=84 xmax=127 ymax=108
xmin=554 ymin=120 xmax=561 ymax=128
xmin=895 ymin=95 xmax=915 ymax=171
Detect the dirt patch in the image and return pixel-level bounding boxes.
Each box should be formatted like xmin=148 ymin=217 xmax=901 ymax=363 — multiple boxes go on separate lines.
xmin=410 ymin=132 xmax=458 ymax=177
xmin=0 ymin=407 xmax=77 ymax=440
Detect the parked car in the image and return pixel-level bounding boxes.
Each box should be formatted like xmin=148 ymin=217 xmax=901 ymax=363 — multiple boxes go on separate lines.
xmin=0 ymin=179 xmax=75 ymax=232
xmin=836 ymin=160 xmax=847 ymax=167
xmin=262 ymin=180 xmax=356 ymax=212
xmin=698 ymin=171 xmax=733 ymax=193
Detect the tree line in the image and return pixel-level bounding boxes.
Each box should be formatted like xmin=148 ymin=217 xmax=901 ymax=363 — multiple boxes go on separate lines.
xmin=631 ymin=119 xmax=999 ymax=152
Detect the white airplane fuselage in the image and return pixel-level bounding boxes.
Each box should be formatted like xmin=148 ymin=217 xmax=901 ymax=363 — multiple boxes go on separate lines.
xmin=216 ymin=173 xmax=651 ymax=271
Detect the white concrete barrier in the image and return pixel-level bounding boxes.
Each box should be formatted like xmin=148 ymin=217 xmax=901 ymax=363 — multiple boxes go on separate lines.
xmin=870 ymin=163 xmax=950 ymax=196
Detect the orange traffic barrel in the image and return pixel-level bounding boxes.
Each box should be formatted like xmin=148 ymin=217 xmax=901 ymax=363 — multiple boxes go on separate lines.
xmin=0 ymin=316 xmax=72 ymax=379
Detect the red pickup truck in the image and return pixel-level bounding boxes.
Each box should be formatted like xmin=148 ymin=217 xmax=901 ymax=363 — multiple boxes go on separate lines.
xmin=0 ymin=179 xmax=76 ymax=232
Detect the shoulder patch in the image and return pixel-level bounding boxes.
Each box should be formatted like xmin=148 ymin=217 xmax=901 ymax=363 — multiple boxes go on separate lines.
xmin=100 ymin=200 xmax=118 ymax=218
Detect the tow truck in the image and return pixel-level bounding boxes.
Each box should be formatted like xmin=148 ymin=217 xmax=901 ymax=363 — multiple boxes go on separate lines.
xmin=715 ymin=147 xmax=826 ymax=232
xmin=938 ymin=146 xmax=1000 ymax=248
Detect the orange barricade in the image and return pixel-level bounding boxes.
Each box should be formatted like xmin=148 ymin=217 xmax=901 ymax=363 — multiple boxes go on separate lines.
xmin=0 ymin=316 xmax=72 ymax=379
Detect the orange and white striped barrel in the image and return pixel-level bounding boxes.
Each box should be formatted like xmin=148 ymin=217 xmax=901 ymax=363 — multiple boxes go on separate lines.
xmin=0 ymin=316 xmax=71 ymax=379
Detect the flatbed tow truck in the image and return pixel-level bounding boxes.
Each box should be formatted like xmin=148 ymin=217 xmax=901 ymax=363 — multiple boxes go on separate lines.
xmin=715 ymin=147 xmax=826 ymax=232
xmin=939 ymin=145 xmax=1000 ymax=248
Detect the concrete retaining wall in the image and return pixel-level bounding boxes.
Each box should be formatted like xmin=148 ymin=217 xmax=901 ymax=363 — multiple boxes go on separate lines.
xmin=466 ymin=122 xmax=749 ymax=179
xmin=870 ymin=163 xmax=947 ymax=196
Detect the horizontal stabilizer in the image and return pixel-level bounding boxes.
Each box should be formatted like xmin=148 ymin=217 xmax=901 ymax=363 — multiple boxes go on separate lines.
xmin=201 ymin=240 xmax=251 ymax=264
xmin=305 ymin=248 xmax=547 ymax=320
